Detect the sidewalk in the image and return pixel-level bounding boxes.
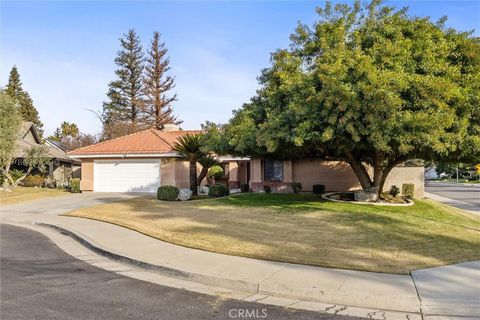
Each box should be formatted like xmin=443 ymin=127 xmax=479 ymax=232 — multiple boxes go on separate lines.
xmin=1 ymin=195 xmax=478 ymax=318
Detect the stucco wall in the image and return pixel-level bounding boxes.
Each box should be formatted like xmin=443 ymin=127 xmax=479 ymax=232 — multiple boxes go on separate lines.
xmin=293 ymin=159 xmax=362 ymax=192
xmin=383 ymin=167 xmax=425 ymax=198
xmin=174 ymin=160 xmax=190 ymax=189
xmin=80 ymin=159 xmax=94 ymax=191
xmin=161 ymin=159 xmax=176 ymax=186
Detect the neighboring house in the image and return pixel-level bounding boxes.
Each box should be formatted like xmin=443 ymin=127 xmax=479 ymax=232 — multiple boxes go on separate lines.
xmin=68 ymin=124 xmax=424 ymax=197
xmin=13 ymin=122 xmax=81 ymax=186
xmin=425 ymin=166 xmax=439 ymax=180
xmin=222 ymin=158 xmax=425 ymax=198
xmin=67 ymin=125 xmax=201 ymax=193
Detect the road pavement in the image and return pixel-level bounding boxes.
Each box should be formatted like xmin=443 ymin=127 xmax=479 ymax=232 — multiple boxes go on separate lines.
xmin=0 ymin=224 xmax=359 ymax=320
xmin=425 ymin=182 xmax=480 ymax=213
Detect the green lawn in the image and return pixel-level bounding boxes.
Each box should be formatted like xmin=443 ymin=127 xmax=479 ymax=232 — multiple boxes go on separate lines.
xmin=64 ymin=193 xmax=480 ymax=274
xmin=0 ymin=187 xmax=70 ymax=205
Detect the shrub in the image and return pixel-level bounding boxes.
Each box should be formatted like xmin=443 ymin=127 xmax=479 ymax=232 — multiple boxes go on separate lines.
xmin=263 ymin=185 xmax=272 ymax=194
xmin=208 ymin=184 xmax=229 ymax=197
xmin=240 ymin=183 xmax=249 ymax=193
xmin=157 ymin=185 xmax=179 ymax=201
xmin=70 ymin=178 xmax=81 ymax=193
xmin=402 ymin=183 xmax=415 ymax=198
xmin=290 ymin=182 xmax=302 ymax=194
xmin=10 ymin=169 xmax=24 ymax=182
xmin=208 ymin=165 xmax=224 ymax=180
xmin=312 ymin=184 xmax=325 ymax=194
xmin=389 ymin=185 xmax=400 ymax=197
xmin=22 ymin=175 xmax=44 ymax=187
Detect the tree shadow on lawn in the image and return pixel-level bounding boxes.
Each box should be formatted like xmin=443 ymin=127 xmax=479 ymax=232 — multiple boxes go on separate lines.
xmin=111 ymin=196 xmax=480 ymax=274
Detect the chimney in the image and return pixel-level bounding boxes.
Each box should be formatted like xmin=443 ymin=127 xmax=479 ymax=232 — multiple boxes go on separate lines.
xmin=162 ymin=123 xmax=180 ymax=132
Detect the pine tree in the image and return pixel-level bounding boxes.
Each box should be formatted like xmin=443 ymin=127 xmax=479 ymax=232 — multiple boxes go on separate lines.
xmin=102 ymin=29 xmax=145 ymax=131
xmin=5 ymin=66 xmax=44 ymax=136
xmin=143 ymin=31 xmax=180 ymax=129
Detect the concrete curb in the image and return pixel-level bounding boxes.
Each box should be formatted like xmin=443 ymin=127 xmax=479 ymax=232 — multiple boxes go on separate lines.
xmin=35 ymin=222 xmax=259 ymax=292
xmin=321 ymin=193 xmax=414 ymax=206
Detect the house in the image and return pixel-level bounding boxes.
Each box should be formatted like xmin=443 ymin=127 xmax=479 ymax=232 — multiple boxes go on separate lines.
xmin=222 ymin=158 xmax=425 ymax=197
xmin=68 ymin=125 xmax=424 ymax=197
xmin=67 ymin=125 xmax=201 ymax=193
xmin=13 ymin=122 xmax=81 ymax=186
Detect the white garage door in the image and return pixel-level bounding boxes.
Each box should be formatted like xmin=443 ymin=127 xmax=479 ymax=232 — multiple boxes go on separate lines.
xmin=94 ymin=159 xmax=160 ymax=193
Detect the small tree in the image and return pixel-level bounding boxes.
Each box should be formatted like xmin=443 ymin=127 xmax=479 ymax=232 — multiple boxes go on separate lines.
xmin=197 ymin=154 xmax=218 ymax=185
xmin=7 ymin=146 xmax=50 ymax=187
xmin=172 ymin=134 xmax=205 ymax=195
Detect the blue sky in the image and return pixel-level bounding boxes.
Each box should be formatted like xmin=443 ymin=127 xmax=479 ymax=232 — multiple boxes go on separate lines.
xmin=1 ymin=1 xmax=479 ymax=136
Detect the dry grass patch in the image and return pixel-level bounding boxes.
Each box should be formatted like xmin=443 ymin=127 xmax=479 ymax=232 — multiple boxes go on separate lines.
xmin=0 ymin=187 xmax=70 ymax=205
xmin=64 ymin=194 xmax=480 ymax=274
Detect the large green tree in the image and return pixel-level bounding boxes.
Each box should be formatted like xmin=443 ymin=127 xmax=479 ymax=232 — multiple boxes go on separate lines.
xmin=5 ymin=66 xmax=44 ymax=136
xmin=102 ymin=29 xmax=145 ymax=137
xmin=143 ymin=31 xmax=180 ymax=129
xmin=206 ymin=0 xmax=480 ymax=196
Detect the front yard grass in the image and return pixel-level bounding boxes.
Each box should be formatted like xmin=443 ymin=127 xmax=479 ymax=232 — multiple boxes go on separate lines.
xmin=64 ymin=193 xmax=480 ymax=274
xmin=0 ymin=187 xmax=70 ymax=205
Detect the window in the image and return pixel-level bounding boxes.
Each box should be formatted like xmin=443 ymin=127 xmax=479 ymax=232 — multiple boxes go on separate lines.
xmin=264 ymin=160 xmax=283 ymax=181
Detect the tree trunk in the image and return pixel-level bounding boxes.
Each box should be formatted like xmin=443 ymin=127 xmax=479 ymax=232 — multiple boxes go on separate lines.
xmin=343 ymin=150 xmax=373 ymax=189
xmin=1 ymin=163 xmax=15 ymax=189
xmin=197 ymin=167 xmax=208 ymax=186
xmin=190 ymin=160 xmax=198 ymax=196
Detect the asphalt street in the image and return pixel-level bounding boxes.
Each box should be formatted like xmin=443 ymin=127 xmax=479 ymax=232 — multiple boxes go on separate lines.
xmin=425 ymin=182 xmax=480 ymax=207
xmin=0 ymin=224 xmax=361 ymax=320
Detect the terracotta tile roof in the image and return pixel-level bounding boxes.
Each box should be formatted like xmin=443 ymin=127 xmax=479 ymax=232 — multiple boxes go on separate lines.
xmin=67 ymin=129 xmax=201 ymax=156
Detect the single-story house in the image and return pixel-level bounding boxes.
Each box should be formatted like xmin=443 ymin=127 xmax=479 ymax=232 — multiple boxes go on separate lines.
xmin=13 ymin=122 xmax=81 ymax=186
xmin=68 ymin=125 xmax=424 ymax=197
xmin=67 ymin=125 xmax=201 ymax=193
xmin=223 ymin=158 xmax=424 ymax=197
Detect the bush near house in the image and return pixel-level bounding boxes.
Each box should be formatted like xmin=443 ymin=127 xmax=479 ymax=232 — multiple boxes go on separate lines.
xmin=240 ymin=183 xmax=249 ymax=193
xmin=70 ymin=178 xmax=81 ymax=193
xmin=208 ymin=165 xmax=224 ymax=181
xmin=402 ymin=184 xmax=415 ymax=198
xmin=312 ymin=184 xmax=325 ymax=194
xmin=157 ymin=186 xmax=180 ymax=201
xmin=208 ymin=184 xmax=229 ymax=197
xmin=290 ymin=182 xmax=302 ymax=194
xmin=389 ymin=185 xmax=400 ymax=197
xmin=22 ymin=175 xmax=44 ymax=187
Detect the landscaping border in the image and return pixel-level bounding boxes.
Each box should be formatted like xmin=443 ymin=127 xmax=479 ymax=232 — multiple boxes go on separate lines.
xmin=321 ymin=192 xmax=414 ymax=206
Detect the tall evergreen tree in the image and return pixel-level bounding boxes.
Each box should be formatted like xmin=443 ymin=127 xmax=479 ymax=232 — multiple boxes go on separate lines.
xmin=5 ymin=66 xmax=44 ymax=136
xmin=143 ymin=31 xmax=180 ymax=129
xmin=102 ymin=29 xmax=145 ymax=134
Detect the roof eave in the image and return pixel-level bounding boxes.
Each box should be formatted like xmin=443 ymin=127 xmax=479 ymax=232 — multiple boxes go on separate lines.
xmin=68 ymin=152 xmax=180 ymax=159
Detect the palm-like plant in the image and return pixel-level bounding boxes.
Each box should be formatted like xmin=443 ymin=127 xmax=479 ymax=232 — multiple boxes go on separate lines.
xmin=197 ymin=154 xmax=218 ymax=186
xmin=172 ymin=133 xmax=205 ymax=195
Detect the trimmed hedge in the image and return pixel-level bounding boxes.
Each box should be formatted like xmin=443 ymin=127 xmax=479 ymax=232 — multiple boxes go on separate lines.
xmin=208 ymin=184 xmax=229 ymax=197
xmin=240 ymin=183 xmax=249 ymax=193
xmin=312 ymin=184 xmax=325 ymax=194
xmin=263 ymin=185 xmax=272 ymax=194
xmin=22 ymin=175 xmax=44 ymax=187
xmin=157 ymin=185 xmax=179 ymax=201
xmin=208 ymin=165 xmax=224 ymax=180
xmin=402 ymin=183 xmax=415 ymax=198
xmin=70 ymin=178 xmax=81 ymax=193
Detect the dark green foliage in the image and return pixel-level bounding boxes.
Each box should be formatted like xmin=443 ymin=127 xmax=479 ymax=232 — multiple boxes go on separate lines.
xmin=312 ymin=184 xmax=325 ymax=195
xmin=402 ymin=184 xmax=415 ymax=198
xmin=208 ymin=165 xmax=224 ymax=180
xmin=173 ymin=133 xmax=205 ymax=196
xmin=22 ymin=175 xmax=44 ymax=187
xmin=389 ymin=185 xmax=400 ymax=197
xmin=102 ymin=29 xmax=145 ymax=129
xmin=263 ymin=185 xmax=272 ymax=194
xmin=5 ymin=66 xmax=43 ymax=136
xmin=157 ymin=185 xmax=179 ymax=201
xmin=70 ymin=178 xmax=81 ymax=193
xmin=240 ymin=183 xmax=250 ymax=193
xmin=290 ymin=182 xmax=302 ymax=194
xmin=208 ymin=184 xmax=229 ymax=197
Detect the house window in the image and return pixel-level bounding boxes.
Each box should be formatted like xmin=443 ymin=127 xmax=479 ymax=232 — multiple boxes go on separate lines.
xmin=264 ymin=160 xmax=283 ymax=181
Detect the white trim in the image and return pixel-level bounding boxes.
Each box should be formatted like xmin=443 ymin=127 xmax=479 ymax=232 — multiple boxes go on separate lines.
xmin=69 ymin=152 xmax=180 ymax=159
xmin=218 ymin=156 xmax=251 ymax=162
